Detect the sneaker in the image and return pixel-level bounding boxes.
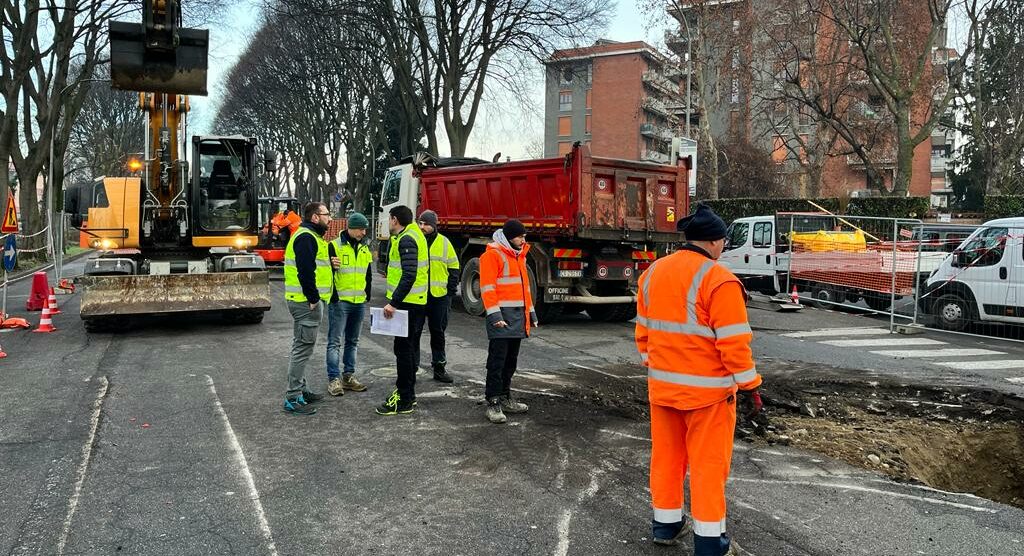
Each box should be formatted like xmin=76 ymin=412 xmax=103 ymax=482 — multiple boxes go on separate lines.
xmin=651 ymin=520 xmax=692 ymax=546
xmin=327 ymin=378 xmax=345 ymax=397
xmin=486 ymin=399 xmax=507 ymax=424
xmin=375 ymin=390 xmax=415 ymax=415
xmin=500 ymin=395 xmax=528 ymax=414
xmin=302 ymin=391 xmax=325 ymax=404
xmin=283 ymin=397 xmax=317 ymax=415
xmin=342 ymin=374 xmax=367 ymax=392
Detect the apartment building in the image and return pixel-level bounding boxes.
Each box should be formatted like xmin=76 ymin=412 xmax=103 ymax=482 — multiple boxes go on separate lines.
xmin=667 ymin=0 xmax=953 ymax=201
xmin=543 ymin=40 xmax=683 ymax=163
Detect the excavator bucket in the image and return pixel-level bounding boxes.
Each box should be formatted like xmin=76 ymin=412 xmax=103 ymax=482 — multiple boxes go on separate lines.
xmin=76 ymin=272 xmax=271 ymax=318
xmin=109 ymin=20 xmax=209 ymax=95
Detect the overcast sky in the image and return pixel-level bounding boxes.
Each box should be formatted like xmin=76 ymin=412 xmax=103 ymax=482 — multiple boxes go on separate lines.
xmin=189 ymin=0 xmax=657 ymax=161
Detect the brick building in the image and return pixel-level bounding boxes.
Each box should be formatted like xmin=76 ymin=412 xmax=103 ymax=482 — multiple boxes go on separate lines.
xmin=667 ymin=0 xmax=956 ymax=203
xmin=542 ymin=40 xmax=683 ymax=162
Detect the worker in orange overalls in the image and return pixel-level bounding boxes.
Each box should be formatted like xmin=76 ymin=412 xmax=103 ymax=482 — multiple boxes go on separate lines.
xmin=271 ymin=208 xmax=302 ymax=244
xmin=635 ymin=204 xmax=762 ymax=554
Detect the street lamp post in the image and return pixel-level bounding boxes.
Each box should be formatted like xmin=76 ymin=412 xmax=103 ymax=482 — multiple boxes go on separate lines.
xmin=48 ymin=78 xmax=109 ymax=281
xmin=680 ymin=13 xmax=693 ymax=139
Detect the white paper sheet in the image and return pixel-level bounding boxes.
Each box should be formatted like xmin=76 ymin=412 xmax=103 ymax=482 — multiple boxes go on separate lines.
xmin=369 ymin=307 xmax=408 ymax=337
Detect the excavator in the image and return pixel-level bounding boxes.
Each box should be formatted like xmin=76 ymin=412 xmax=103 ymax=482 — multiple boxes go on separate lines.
xmin=67 ymin=0 xmax=272 ymax=331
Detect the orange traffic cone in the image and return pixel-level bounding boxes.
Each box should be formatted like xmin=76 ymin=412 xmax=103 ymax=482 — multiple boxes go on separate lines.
xmin=57 ymin=278 xmax=75 ymax=294
xmin=33 ymin=306 xmax=56 ymax=333
xmin=47 ymin=287 xmax=61 ymax=315
xmin=790 ymin=285 xmax=800 ymax=305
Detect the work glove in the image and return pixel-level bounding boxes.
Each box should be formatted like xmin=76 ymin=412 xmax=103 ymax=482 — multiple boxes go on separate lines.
xmin=738 ymin=388 xmax=763 ymax=420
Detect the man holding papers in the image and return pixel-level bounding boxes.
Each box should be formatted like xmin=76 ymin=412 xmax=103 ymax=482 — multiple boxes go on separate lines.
xmin=376 ymin=205 xmax=430 ymax=415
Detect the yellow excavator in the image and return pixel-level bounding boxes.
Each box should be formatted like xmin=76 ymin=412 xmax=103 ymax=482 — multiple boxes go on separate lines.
xmin=67 ymin=0 xmax=272 ymax=331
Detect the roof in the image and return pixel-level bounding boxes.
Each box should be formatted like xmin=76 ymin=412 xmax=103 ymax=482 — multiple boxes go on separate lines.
xmin=545 ymin=40 xmax=667 ymax=65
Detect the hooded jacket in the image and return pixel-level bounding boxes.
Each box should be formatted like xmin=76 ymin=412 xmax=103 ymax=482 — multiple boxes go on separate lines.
xmin=479 ymin=229 xmax=538 ymax=339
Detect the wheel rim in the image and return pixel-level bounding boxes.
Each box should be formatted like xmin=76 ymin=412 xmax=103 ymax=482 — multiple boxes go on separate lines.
xmin=941 ymin=302 xmax=963 ymax=323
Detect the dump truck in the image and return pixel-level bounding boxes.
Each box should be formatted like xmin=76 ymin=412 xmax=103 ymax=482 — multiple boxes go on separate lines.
xmin=376 ymin=143 xmax=690 ymax=323
xmin=63 ymin=0 xmax=272 ymax=331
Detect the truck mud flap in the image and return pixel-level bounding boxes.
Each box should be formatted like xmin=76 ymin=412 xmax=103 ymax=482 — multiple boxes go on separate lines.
xmin=77 ymin=272 xmax=271 ymax=317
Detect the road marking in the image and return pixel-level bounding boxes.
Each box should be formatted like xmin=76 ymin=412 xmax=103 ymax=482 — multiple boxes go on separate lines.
xmin=57 ymin=376 xmax=108 ymax=556
xmin=205 ymin=376 xmax=279 ymax=556
xmin=466 ymin=379 xmax=565 ymax=398
xmin=781 ymin=327 xmax=891 ymax=338
xmin=729 ymin=478 xmax=997 ymax=513
xmin=599 ymin=429 xmax=651 ymax=442
xmin=820 ymin=338 xmax=946 ymax=347
xmin=934 ymin=360 xmax=1024 ymax=371
xmin=1007 ymin=377 xmax=1024 ymax=384
xmin=569 ymin=362 xmax=627 ymax=379
xmin=870 ymin=348 xmax=1004 ymax=358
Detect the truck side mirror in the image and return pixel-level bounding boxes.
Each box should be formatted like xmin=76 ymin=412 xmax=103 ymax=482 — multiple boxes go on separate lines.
xmin=263 ymin=151 xmax=277 ymax=173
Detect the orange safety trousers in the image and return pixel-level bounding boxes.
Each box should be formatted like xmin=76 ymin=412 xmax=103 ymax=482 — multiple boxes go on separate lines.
xmin=650 ymin=396 xmax=736 ymax=537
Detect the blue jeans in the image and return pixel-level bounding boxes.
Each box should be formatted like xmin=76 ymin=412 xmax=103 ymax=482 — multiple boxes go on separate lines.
xmin=326 ymin=301 xmax=365 ymax=380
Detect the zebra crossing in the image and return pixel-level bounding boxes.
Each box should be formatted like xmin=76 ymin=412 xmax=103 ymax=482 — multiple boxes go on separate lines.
xmin=779 ymin=327 xmax=1024 ymax=385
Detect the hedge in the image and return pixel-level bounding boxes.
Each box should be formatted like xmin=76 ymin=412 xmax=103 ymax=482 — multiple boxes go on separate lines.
xmin=697 ymin=198 xmax=840 ymax=224
xmin=984 ymin=196 xmax=1024 ymax=219
xmin=697 ymin=196 xmax=939 ymax=223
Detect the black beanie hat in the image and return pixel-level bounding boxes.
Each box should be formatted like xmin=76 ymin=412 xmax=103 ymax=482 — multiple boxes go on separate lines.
xmin=502 ymin=219 xmax=527 ymax=239
xmin=677 ymin=204 xmax=728 ymax=241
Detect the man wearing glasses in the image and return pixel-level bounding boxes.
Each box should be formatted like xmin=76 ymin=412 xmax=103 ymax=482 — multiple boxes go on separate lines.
xmin=281 ymin=202 xmax=334 ymax=415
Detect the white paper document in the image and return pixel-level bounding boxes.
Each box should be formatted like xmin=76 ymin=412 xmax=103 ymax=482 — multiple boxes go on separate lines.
xmin=369 ymin=307 xmax=408 ymax=337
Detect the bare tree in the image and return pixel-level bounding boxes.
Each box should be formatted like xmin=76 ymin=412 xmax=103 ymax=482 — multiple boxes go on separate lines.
xmin=66 ymin=68 xmax=145 ymax=184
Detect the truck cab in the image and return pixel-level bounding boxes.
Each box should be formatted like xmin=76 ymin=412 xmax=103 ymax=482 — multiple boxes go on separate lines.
xmin=920 ymin=217 xmax=1024 ymax=330
xmin=718 ymin=216 xmax=779 ymax=293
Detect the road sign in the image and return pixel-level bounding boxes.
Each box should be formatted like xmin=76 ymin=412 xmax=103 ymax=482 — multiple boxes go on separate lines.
xmin=2 ymin=234 xmax=15 ymax=272
xmin=1 ymin=197 xmax=17 ymax=233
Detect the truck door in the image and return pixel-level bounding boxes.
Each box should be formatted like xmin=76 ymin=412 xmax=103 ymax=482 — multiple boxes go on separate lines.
xmin=609 ymin=170 xmax=678 ymax=233
xmin=718 ymin=220 xmax=751 ymax=271
xmin=377 ymin=165 xmax=414 ymax=242
xmin=750 ymin=220 xmax=775 ymax=277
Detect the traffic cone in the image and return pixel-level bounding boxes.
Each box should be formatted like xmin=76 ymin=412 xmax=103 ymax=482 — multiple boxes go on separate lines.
xmin=33 ymin=306 xmax=56 ymax=333
xmin=57 ymin=278 xmax=75 ymax=294
xmin=47 ymin=287 xmax=61 ymax=315
xmin=27 ymin=272 xmax=49 ymax=311
xmin=790 ymin=285 xmax=800 ymax=305
xmin=0 ymin=313 xmax=30 ymax=329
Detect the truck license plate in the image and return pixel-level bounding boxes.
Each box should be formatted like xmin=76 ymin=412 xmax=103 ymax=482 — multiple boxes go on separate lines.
xmin=559 ymin=270 xmax=583 ymax=278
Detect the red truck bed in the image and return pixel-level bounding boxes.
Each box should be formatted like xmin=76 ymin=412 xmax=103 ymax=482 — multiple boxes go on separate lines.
xmin=418 ymin=145 xmax=688 ymax=243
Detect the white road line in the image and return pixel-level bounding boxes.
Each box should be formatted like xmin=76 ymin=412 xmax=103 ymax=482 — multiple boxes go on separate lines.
xmin=781 ymin=328 xmax=891 ymax=338
xmin=1006 ymin=377 xmax=1024 ymax=384
xmin=729 ymin=478 xmax=997 ymax=513
xmin=870 ymin=348 xmax=1004 ymax=358
xmin=466 ymin=379 xmax=566 ymax=398
xmin=820 ymin=338 xmax=946 ymax=347
xmin=205 ymin=376 xmax=279 ymax=556
xmin=57 ymin=376 xmax=108 ymax=556
xmin=598 ymin=429 xmax=650 ymax=442
xmin=934 ymin=360 xmax=1024 ymax=371
xmin=569 ymin=362 xmax=627 ymax=379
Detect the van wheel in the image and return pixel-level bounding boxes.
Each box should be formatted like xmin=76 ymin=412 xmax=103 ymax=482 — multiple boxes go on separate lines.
xmin=933 ymin=293 xmax=973 ymax=331
xmin=460 ymin=258 xmax=485 ymax=316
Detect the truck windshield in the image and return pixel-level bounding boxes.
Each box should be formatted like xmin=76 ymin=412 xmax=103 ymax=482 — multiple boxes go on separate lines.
xmin=382 ymin=168 xmax=402 ymax=205
xmin=197 ymin=139 xmax=251 ymax=231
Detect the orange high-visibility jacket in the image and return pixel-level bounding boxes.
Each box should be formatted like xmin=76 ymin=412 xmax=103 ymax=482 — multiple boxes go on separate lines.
xmin=272 ymin=211 xmax=301 ymax=234
xmin=636 ymin=247 xmax=761 ymax=410
xmin=480 ymin=242 xmax=535 ymax=337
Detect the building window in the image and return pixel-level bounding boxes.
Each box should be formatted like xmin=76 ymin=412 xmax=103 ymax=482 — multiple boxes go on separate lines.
xmin=733 ymin=19 xmax=740 ymax=33
xmin=559 ymin=91 xmax=572 ymax=112
xmin=558 ymin=116 xmax=572 ymax=137
xmin=731 ymin=79 xmax=739 ymax=104
xmin=558 ymin=141 xmax=573 ymax=156
xmin=772 ymin=136 xmax=787 ymax=163
xmin=585 ymin=114 xmax=592 ymax=134
xmin=586 ymin=89 xmax=592 ymax=109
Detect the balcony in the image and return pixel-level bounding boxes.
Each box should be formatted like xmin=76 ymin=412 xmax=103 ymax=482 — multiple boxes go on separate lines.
xmin=665 ymin=30 xmax=689 ymax=52
xmin=643 ymin=97 xmax=671 ymax=118
xmin=643 ymin=70 xmax=682 ymax=98
xmin=931 ymin=156 xmax=949 ymax=174
xmin=640 ymin=123 xmax=675 ymax=141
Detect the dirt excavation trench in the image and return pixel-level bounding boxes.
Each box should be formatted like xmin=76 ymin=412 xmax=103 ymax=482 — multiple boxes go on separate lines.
xmin=575 ymin=363 xmax=1024 ymax=509
xmin=748 ymin=377 xmax=1024 ymax=509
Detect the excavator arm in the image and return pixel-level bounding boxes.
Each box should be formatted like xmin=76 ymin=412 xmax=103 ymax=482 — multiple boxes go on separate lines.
xmin=109 ymin=0 xmax=209 ymax=95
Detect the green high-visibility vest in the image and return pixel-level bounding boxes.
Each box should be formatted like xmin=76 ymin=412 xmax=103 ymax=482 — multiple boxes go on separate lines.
xmin=386 ymin=222 xmax=429 ymax=305
xmin=332 ymin=237 xmax=373 ymax=303
xmin=428 ymin=233 xmax=460 ymax=297
xmin=284 ymin=227 xmax=332 ymax=303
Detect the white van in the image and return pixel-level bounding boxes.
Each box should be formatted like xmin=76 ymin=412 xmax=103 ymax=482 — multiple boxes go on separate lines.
xmin=919 ymin=217 xmax=1024 ymax=330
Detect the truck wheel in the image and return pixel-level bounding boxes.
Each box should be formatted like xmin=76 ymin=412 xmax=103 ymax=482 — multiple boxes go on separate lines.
xmin=864 ymin=294 xmax=892 ymax=312
xmin=933 ymin=293 xmax=972 ymax=331
xmin=811 ymin=287 xmax=839 ymax=309
xmin=460 ymin=258 xmax=485 ymax=316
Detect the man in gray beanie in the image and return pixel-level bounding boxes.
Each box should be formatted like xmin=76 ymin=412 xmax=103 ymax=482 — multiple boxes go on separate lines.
xmin=416 ymin=209 xmax=460 ymax=382
xmin=325 ymin=211 xmax=373 ymax=396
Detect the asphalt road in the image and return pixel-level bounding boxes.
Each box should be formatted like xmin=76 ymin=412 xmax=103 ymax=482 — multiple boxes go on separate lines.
xmin=1 ymin=258 xmax=1023 ymax=555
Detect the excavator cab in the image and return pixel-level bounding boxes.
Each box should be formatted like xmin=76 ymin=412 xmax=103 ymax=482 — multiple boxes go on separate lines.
xmin=109 ymin=0 xmax=209 ymax=95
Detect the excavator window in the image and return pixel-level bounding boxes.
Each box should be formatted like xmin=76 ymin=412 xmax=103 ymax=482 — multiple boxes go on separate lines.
xmin=197 ymin=139 xmax=250 ymax=231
